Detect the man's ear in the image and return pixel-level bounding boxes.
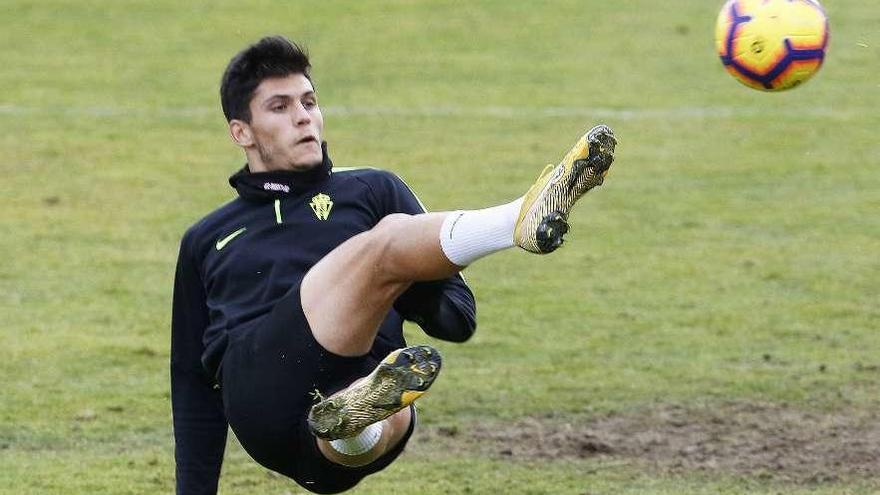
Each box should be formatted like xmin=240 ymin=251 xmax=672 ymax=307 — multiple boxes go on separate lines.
xmin=229 ymin=119 xmax=254 ymax=147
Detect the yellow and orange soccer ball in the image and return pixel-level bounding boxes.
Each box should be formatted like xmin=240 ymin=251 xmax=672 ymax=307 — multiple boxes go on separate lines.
xmin=715 ymin=0 xmax=830 ymax=91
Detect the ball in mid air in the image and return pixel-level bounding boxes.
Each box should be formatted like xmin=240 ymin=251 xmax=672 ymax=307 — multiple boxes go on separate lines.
xmin=715 ymin=0 xmax=829 ymax=91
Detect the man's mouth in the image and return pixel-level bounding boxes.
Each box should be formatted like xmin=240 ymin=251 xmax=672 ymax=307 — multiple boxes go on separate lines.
xmin=296 ymin=136 xmax=318 ymax=146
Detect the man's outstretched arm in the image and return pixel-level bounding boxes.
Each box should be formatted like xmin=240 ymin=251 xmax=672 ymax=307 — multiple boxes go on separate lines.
xmin=170 ymin=232 xmax=228 ymax=495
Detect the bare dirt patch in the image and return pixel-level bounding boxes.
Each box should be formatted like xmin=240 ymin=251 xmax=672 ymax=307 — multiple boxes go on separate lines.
xmin=416 ymin=401 xmax=880 ymax=484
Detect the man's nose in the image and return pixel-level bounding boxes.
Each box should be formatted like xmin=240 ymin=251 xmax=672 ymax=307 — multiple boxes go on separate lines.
xmin=293 ymin=103 xmax=311 ymax=125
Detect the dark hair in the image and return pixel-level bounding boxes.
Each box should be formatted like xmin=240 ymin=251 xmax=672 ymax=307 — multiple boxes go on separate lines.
xmin=220 ymin=36 xmax=312 ymax=122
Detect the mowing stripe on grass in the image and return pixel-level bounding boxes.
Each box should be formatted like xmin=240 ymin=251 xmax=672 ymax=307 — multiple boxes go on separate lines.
xmin=0 ymin=104 xmax=860 ymax=121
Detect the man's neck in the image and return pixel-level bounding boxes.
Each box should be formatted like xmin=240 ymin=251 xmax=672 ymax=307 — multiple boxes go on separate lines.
xmin=247 ymin=160 xmax=321 ymax=174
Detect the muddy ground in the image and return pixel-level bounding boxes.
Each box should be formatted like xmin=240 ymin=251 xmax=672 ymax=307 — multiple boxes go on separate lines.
xmin=414 ymin=401 xmax=880 ymax=484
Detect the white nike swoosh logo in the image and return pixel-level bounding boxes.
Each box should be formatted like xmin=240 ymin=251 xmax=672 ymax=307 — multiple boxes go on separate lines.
xmin=216 ymin=227 xmax=247 ymax=251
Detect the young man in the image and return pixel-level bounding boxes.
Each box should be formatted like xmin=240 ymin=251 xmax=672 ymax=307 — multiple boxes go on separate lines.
xmin=171 ymin=35 xmax=616 ymax=495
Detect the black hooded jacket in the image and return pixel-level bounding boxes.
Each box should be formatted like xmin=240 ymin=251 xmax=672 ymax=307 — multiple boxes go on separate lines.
xmin=170 ymin=146 xmax=476 ymax=494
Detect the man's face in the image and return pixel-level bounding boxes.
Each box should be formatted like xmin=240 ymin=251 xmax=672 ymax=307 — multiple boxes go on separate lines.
xmin=233 ymin=73 xmax=324 ymax=172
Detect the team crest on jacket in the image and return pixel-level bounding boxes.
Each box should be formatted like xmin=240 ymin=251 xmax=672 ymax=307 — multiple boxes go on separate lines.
xmin=309 ymin=193 xmax=333 ymax=220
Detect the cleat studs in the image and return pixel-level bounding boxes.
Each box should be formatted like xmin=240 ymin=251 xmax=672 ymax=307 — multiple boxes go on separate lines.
xmin=410 ymin=363 xmax=431 ymax=376
xmin=535 ymin=212 xmax=569 ymax=253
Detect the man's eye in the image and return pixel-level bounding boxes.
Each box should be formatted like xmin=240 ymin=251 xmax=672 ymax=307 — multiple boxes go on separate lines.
xmin=273 ymin=104 xmax=288 ymax=112
xmin=303 ymin=100 xmax=317 ymax=109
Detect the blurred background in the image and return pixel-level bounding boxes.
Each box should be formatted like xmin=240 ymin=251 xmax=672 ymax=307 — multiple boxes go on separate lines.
xmin=1 ymin=1 xmax=878 ymax=493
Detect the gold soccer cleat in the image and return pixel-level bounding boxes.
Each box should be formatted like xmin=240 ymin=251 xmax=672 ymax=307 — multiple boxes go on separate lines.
xmin=514 ymin=124 xmax=617 ymax=254
xmin=307 ymin=345 xmax=442 ymax=440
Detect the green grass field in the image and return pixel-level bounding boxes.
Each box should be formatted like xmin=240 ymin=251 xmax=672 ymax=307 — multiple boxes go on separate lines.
xmin=2 ymin=1 xmax=879 ymax=493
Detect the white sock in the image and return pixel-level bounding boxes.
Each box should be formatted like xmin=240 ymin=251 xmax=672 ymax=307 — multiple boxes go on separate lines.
xmin=328 ymin=421 xmax=384 ymax=456
xmin=439 ymin=198 xmax=524 ymax=266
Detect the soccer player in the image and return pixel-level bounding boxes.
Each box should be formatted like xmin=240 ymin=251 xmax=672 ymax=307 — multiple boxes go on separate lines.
xmin=171 ymin=35 xmax=616 ymax=495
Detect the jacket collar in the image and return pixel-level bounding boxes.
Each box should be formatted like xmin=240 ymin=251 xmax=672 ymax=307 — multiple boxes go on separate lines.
xmin=229 ymin=142 xmax=333 ymax=201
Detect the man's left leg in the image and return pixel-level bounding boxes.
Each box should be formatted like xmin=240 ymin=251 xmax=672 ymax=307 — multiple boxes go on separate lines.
xmin=302 ymin=124 xmax=617 ymax=468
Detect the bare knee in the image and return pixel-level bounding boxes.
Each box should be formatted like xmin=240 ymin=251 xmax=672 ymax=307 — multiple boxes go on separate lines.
xmin=364 ymin=213 xmax=415 ymax=281
xmin=373 ymin=213 xmax=413 ymax=240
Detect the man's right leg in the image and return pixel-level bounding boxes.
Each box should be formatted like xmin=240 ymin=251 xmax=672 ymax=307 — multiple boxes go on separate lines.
xmin=301 ymin=124 xmax=617 ymax=465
